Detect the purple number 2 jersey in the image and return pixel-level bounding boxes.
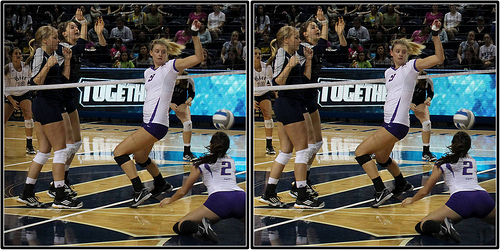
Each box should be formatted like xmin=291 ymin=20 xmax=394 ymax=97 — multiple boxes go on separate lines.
xmin=197 ymin=155 xmax=244 ymax=196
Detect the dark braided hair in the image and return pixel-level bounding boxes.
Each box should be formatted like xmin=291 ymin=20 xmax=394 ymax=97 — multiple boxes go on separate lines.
xmin=193 ymin=132 xmax=230 ymax=167
xmin=436 ymin=131 xmax=471 ymax=166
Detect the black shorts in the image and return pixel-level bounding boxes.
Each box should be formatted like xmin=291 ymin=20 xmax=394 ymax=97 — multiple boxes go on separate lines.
xmin=171 ymin=96 xmax=187 ymax=106
xmin=5 ymin=92 xmax=32 ymax=104
xmin=255 ymin=92 xmax=271 ymax=103
xmin=61 ymin=98 xmax=77 ymax=114
xmin=32 ymin=97 xmax=65 ymax=125
xmin=303 ymin=89 xmax=319 ymax=113
xmin=273 ymin=97 xmax=306 ymax=125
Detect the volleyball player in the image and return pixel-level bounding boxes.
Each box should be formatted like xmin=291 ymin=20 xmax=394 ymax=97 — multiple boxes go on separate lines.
xmin=170 ymin=69 xmax=198 ymax=161
xmin=17 ymin=26 xmax=83 ymax=209
xmin=46 ymin=9 xmax=107 ymax=198
xmin=113 ymin=20 xmax=204 ymax=208
xmin=259 ymin=25 xmax=324 ymax=209
xmin=354 ymin=19 xmax=445 ymax=208
xmin=4 ymin=47 xmax=36 ymax=154
xmin=159 ymin=132 xmax=245 ymax=243
xmin=411 ymin=71 xmax=437 ymax=161
xmin=290 ymin=8 xmax=347 ymax=198
xmin=253 ymin=47 xmax=276 ymax=155
xmin=402 ymin=131 xmax=495 ymax=242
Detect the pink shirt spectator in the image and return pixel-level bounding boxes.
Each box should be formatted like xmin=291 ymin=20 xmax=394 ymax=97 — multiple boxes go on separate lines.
xmin=424 ymin=12 xmax=443 ymax=27
xmin=411 ymin=30 xmax=430 ymax=44
xmin=188 ymin=12 xmax=207 ymax=24
xmin=174 ymin=30 xmax=192 ymax=45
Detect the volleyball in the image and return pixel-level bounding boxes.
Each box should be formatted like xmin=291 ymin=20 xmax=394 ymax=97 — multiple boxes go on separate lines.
xmin=213 ymin=109 xmax=234 ymax=130
xmin=453 ymin=109 xmax=475 ymax=130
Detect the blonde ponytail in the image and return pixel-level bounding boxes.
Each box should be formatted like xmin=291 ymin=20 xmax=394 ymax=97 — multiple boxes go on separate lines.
xmin=24 ymin=39 xmax=37 ymax=66
xmin=149 ymin=38 xmax=185 ymax=56
xmin=25 ymin=26 xmax=58 ymax=65
xmin=391 ymin=38 xmax=426 ymax=56
xmin=267 ymin=25 xmax=298 ymax=65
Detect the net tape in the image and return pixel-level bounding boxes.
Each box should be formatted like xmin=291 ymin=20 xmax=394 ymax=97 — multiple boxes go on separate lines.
xmin=255 ymin=69 xmax=495 ymax=92
xmin=4 ymin=70 xmax=246 ymax=92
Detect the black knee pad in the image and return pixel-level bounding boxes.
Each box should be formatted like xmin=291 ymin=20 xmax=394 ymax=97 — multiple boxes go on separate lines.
xmin=355 ymin=154 xmax=372 ymax=166
xmin=179 ymin=220 xmax=199 ymax=235
xmin=173 ymin=222 xmax=181 ymax=235
xmin=114 ymin=154 xmax=131 ymax=166
xmin=136 ymin=157 xmax=152 ymax=168
xmin=421 ymin=220 xmax=441 ymax=234
xmin=377 ymin=158 xmax=392 ymax=168
xmin=415 ymin=222 xmax=423 ymax=234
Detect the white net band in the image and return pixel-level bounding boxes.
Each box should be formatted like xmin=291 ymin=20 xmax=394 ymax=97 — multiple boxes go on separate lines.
xmin=5 ymin=70 xmax=246 ymax=92
xmin=254 ymin=69 xmax=495 ymax=92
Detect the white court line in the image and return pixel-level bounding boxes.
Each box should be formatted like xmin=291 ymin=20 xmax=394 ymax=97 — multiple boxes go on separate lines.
xmin=4 ymin=170 xmax=246 ymax=234
xmin=254 ymin=168 xmax=495 ymax=232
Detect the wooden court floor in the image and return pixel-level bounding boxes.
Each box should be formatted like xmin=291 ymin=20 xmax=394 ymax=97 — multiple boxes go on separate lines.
xmin=3 ymin=121 xmax=247 ymax=246
xmin=253 ymin=121 xmax=497 ymax=247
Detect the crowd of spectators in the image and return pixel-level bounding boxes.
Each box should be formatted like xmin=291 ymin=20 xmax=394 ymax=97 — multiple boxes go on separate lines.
xmin=4 ymin=4 xmax=246 ymax=70
xmin=254 ymin=4 xmax=496 ymax=70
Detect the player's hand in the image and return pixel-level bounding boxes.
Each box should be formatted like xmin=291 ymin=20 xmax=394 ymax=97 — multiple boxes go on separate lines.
xmin=185 ymin=100 xmax=192 ymax=106
xmin=46 ymin=55 xmax=58 ymax=67
xmin=254 ymin=100 xmax=260 ymax=110
xmin=424 ymin=98 xmax=432 ymax=106
xmin=288 ymin=55 xmax=299 ymax=67
xmin=8 ymin=98 xmax=19 ymax=110
xmin=431 ymin=19 xmax=442 ymax=31
xmin=401 ymin=197 xmax=413 ymax=207
xmin=95 ymin=16 xmax=105 ymax=34
xmin=159 ymin=198 xmax=172 ymax=207
xmin=75 ymin=8 xmax=85 ymax=22
xmin=410 ymin=103 xmax=417 ymax=111
xmin=63 ymin=47 xmax=72 ymax=60
xmin=336 ymin=17 xmax=345 ymax=34
xmin=170 ymin=103 xmax=178 ymax=111
xmin=316 ymin=7 xmax=326 ymax=22
xmin=303 ymin=47 xmax=313 ymax=60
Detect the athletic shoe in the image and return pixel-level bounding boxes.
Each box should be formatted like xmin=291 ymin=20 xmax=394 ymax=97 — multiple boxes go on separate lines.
xmin=392 ymin=182 xmax=414 ymax=197
xmin=26 ymin=146 xmax=36 ymax=155
xmin=52 ymin=195 xmax=83 ymax=209
xmin=294 ymin=195 xmax=325 ymax=209
xmin=259 ymin=193 xmax=287 ymax=208
xmin=439 ymin=217 xmax=461 ymax=243
xmin=422 ymin=151 xmax=437 ymax=161
xmin=17 ymin=193 xmax=45 ymax=208
xmin=266 ymin=146 xmax=276 ymax=155
xmin=151 ymin=182 xmax=173 ymax=197
xmin=183 ymin=152 xmax=198 ymax=161
xmin=198 ymin=217 xmax=218 ymax=243
xmin=371 ymin=187 xmax=393 ymax=208
xmin=129 ymin=188 xmax=152 ymax=208
xmin=289 ymin=182 xmax=319 ymax=198
xmin=47 ymin=182 xmax=77 ymax=198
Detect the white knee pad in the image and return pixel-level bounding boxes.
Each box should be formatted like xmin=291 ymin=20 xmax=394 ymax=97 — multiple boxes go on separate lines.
xmin=72 ymin=141 xmax=82 ymax=155
xmin=295 ymin=149 xmax=309 ymax=164
xmin=53 ymin=148 xmax=69 ymax=164
xmin=275 ymin=151 xmax=292 ymax=165
xmin=310 ymin=141 xmax=324 ymax=156
xmin=264 ymin=119 xmax=274 ymax=129
xmin=183 ymin=121 xmax=192 ymax=132
xmin=24 ymin=119 xmax=34 ymax=129
xmin=422 ymin=120 xmax=431 ymax=132
xmin=33 ymin=152 xmax=51 ymax=165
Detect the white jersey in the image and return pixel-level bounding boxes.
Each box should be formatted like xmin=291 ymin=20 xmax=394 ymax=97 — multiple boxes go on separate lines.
xmin=384 ymin=59 xmax=419 ymax=126
xmin=197 ymin=155 xmax=244 ymax=196
xmin=4 ymin=62 xmax=31 ymax=97
xmin=254 ymin=61 xmax=273 ymax=96
xmin=143 ymin=59 xmax=178 ymax=127
xmin=438 ymin=154 xmax=486 ymax=195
